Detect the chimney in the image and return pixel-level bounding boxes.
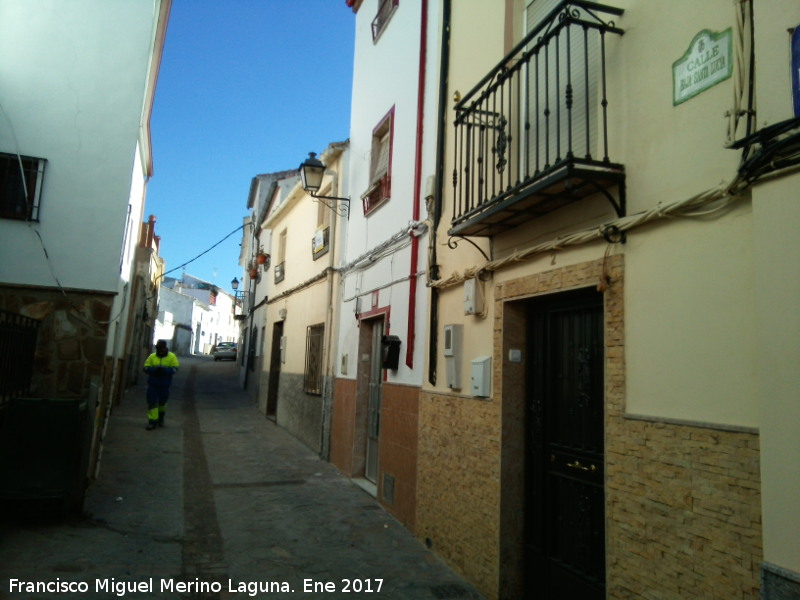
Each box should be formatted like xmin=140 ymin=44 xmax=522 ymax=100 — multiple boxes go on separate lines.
xmin=146 ymin=215 xmax=157 ymax=249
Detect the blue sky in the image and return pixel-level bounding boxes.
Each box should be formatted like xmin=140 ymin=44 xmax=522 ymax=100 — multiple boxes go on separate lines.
xmin=147 ymin=1 xmax=355 ymax=293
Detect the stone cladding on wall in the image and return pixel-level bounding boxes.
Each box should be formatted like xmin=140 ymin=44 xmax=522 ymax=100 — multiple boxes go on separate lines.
xmin=417 ymin=390 xmax=501 ymax=597
xmin=0 ymin=285 xmax=112 ymax=400
xmin=417 ymin=253 xmax=763 ymax=600
xmin=606 ymin=418 xmax=762 ymax=598
xmin=330 ymin=378 xmax=358 ymax=475
xmin=377 ymin=383 xmax=420 ymax=533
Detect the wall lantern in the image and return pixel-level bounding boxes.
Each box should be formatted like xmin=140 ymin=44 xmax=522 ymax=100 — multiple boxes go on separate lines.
xmin=231 ymin=277 xmax=239 ymax=291
xmin=299 ymin=152 xmax=350 ymax=219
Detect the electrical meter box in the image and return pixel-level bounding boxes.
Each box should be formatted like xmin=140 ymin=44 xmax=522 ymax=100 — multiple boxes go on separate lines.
xmin=443 ymin=324 xmax=463 ymax=389
xmin=471 ymin=356 xmax=492 ymax=397
xmin=464 ymin=279 xmax=483 ymax=315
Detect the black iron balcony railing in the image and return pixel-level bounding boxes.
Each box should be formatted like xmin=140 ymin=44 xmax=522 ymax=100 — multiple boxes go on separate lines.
xmin=232 ymin=291 xmax=250 ymax=320
xmin=450 ymin=1 xmax=625 ymax=237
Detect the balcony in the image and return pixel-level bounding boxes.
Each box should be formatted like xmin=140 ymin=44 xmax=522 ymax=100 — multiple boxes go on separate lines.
xmin=232 ymin=291 xmax=249 ymax=321
xmin=450 ymin=1 xmax=625 ymax=238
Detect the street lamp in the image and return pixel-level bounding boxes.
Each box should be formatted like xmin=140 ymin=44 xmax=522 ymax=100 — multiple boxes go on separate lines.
xmin=299 ymin=152 xmax=350 ymax=219
xmin=231 ymin=277 xmax=244 ymax=319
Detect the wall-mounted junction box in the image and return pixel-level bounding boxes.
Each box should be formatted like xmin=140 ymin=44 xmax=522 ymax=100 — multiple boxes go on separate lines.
xmin=464 ymin=279 xmax=483 ymax=315
xmin=443 ymin=324 xmax=463 ymax=389
xmin=471 ymin=356 xmax=491 ymax=397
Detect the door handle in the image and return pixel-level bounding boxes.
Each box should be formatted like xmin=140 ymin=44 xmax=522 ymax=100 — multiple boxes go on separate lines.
xmin=566 ymin=460 xmax=596 ymax=472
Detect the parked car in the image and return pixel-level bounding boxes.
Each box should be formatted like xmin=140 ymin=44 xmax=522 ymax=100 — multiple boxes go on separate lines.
xmin=213 ymin=342 xmax=237 ymax=361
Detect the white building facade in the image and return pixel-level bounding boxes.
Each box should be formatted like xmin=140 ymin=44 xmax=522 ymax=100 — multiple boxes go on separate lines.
xmin=157 ymin=274 xmax=239 ymax=356
xmin=329 ymin=0 xmax=442 ymax=532
xmin=0 ymin=0 xmax=170 ymax=442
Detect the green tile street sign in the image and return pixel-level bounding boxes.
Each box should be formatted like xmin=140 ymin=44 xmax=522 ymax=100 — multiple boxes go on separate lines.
xmin=673 ymin=28 xmax=733 ymax=106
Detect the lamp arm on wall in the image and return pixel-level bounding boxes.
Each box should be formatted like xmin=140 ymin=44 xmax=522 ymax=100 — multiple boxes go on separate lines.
xmin=311 ymin=192 xmax=350 ymax=219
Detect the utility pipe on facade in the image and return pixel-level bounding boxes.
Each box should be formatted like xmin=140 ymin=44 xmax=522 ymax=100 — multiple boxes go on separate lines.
xmin=427 ymin=0 xmax=451 ymax=385
xmin=321 ymin=147 xmax=344 ymax=460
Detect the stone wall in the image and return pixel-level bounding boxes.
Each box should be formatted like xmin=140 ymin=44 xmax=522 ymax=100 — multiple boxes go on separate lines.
xmin=276 ymin=372 xmax=323 ymax=454
xmin=0 ymin=285 xmax=113 ymax=400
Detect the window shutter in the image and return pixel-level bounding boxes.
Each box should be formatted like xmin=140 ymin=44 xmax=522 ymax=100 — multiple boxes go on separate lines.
xmin=372 ymin=132 xmax=391 ymax=183
xmin=525 ymin=0 xmax=601 ymax=168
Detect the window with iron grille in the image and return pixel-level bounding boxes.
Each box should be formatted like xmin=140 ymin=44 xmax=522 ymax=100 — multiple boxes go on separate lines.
xmin=304 ymin=323 xmax=325 ymax=395
xmin=0 ymin=152 xmax=46 ymax=221
xmin=372 ymin=0 xmax=399 ymax=42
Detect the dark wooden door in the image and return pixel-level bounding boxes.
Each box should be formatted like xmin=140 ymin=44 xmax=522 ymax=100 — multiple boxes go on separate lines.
xmin=365 ymin=319 xmax=384 ymax=483
xmin=266 ymin=321 xmax=283 ymax=419
xmin=527 ymin=291 xmax=605 ymax=598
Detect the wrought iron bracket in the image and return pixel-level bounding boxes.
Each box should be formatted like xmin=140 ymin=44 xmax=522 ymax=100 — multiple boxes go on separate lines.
xmin=591 ymin=180 xmax=627 ymax=243
xmin=447 ymin=235 xmax=491 ymax=262
xmin=311 ymin=193 xmax=350 ymax=219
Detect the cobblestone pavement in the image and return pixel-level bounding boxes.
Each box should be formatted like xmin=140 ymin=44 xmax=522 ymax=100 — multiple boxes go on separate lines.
xmin=0 ymin=357 xmax=486 ymax=600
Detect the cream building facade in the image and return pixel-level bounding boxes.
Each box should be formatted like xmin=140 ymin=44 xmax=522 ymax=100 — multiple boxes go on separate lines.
xmin=237 ymin=170 xmax=299 ymax=396
xmin=415 ymin=1 xmax=800 ymax=599
xmin=259 ymin=143 xmax=348 ymax=454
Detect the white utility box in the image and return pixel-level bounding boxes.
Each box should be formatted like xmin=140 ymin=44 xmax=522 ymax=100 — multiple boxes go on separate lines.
xmin=471 ymin=356 xmax=492 ymax=397
xmin=443 ymin=324 xmax=463 ymax=389
xmin=464 ymin=279 xmax=483 ymax=315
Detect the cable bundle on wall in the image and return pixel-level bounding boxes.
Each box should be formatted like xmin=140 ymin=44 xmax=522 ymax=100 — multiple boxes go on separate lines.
xmin=429 ymin=178 xmax=746 ymax=291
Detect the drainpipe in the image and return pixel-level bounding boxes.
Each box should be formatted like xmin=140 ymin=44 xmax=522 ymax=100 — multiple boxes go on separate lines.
xmin=406 ymin=0 xmax=428 ymax=369
xmin=321 ymin=160 xmax=342 ymax=460
xmin=427 ymin=0 xmax=450 ymax=385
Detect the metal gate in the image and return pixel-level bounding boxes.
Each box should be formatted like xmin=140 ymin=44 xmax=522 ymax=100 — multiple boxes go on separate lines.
xmin=0 ymin=310 xmax=40 ymax=407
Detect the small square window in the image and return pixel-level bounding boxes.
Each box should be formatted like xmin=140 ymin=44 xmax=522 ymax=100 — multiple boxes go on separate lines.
xmin=0 ymin=152 xmax=46 ymax=221
xmin=372 ymin=0 xmax=399 ymax=42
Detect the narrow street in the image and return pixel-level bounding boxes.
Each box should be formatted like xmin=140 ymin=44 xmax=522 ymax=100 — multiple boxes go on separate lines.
xmin=0 ymin=357 xmax=484 ymax=600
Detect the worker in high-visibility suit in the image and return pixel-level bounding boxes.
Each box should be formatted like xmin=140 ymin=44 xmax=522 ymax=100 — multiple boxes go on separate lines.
xmin=143 ymin=340 xmax=179 ymax=430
